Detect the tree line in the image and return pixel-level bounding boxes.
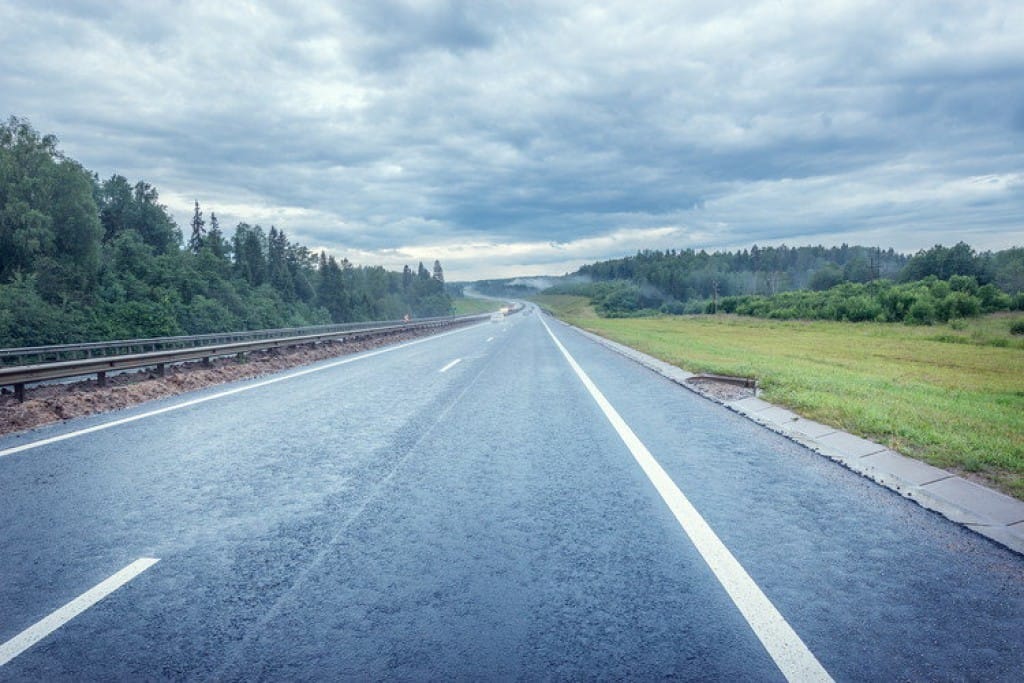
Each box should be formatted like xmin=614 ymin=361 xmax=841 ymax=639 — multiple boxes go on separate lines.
xmin=543 ymin=242 xmax=1024 ymax=322
xmin=0 ymin=116 xmax=450 ymax=346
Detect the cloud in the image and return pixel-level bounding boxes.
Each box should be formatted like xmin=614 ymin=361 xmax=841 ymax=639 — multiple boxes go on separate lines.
xmin=2 ymin=0 xmax=1023 ymax=280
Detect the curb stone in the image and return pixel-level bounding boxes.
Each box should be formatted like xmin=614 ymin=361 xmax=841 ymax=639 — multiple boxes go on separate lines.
xmin=558 ymin=318 xmax=1024 ymax=557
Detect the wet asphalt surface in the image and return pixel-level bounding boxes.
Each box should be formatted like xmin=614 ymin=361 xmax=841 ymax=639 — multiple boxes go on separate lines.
xmin=1 ymin=309 xmax=1022 ymax=681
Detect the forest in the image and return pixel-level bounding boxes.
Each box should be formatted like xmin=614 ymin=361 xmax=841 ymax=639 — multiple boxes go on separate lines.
xmin=533 ymin=242 xmax=1024 ymax=324
xmin=0 ymin=117 xmax=452 ymax=347
xmin=472 ymin=242 xmax=1024 ymax=325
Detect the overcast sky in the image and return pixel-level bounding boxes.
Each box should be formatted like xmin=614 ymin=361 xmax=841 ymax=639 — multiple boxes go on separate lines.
xmin=3 ymin=1 xmax=1023 ymax=280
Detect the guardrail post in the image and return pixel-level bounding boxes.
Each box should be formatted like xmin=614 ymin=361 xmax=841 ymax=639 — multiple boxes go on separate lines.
xmin=97 ymin=371 xmax=106 ymax=387
xmin=202 ymin=356 xmax=212 ymax=367
xmin=156 ymin=363 xmax=166 ymax=377
xmin=14 ymin=383 xmax=25 ymax=402
xmin=236 ymin=352 xmax=247 ymax=363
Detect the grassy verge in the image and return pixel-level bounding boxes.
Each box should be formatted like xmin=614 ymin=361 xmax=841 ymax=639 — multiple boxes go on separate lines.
xmin=533 ymin=294 xmax=1024 ymax=499
xmin=452 ymin=297 xmax=501 ymax=315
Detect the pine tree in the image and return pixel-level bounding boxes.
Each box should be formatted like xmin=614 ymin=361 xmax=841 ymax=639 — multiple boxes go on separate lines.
xmin=187 ymin=200 xmax=205 ymax=253
xmin=432 ymin=260 xmax=444 ymax=284
xmin=205 ymin=211 xmax=227 ymax=259
xmin=267 ymin=226 xmax=294 ymax=300
xmin=316 ymin=254 xmax=349 ymax=321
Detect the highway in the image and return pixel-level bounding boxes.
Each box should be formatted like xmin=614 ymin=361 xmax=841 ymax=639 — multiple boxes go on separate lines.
xmin=1 ymin=308 xmax=1022 ymax=680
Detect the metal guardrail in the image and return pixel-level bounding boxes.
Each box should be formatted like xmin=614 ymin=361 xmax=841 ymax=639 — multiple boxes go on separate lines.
xmin=0 ymin=316 xmax=466 ymax=366
xmin=0 ymin=314 xmax=490 ymax=401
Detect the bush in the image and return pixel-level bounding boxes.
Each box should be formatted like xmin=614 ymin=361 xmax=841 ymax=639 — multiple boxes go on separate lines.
xmin=596 ymin=283 xmax=642 ymax=316
xmin=977 ymin=284 xmax=1010 ymax=313
xmin=660 ymin=301 xmax=686 ymax=315
xmin=948 ymin=274 xmax=980 ymax=295
xmin=839 ymin=295 xmax=883 ymax=322
xmin=941 ymin=292 xmax=980 ymax=320
xmin=1011 ymin=320 xmax=1024 ymax=336
xmin=906 ymin=299 xmax=936 ymax=325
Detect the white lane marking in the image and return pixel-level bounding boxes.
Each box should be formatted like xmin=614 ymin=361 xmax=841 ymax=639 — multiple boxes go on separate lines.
xmin=486 ymin=337 xmax=494 ymax=342
xmin=540 ymin=318 xmax=832 ymax=683
xmin=439 ymin=358 xmax=462 ymax=373
xmin=0 ymin=557 xmax=159 ymax=666
xmin=0 ymin=323 xmax=486 ymax=459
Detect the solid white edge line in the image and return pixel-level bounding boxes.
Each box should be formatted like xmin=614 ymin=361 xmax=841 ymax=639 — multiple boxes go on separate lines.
xmin=439 ymin=358 xmax=462 ymax=373
xmin=0 ymin=557 xmax=160 ymax=667
xmin=0 ymin=322 xmax=486 ymax=459
xmin=540 ymin=317 xmax=833 ymax=683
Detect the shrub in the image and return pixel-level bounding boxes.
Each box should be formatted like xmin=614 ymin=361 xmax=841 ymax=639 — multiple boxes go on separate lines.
xmin=840 ymin=295 xmax=883 ymax=322
xmin=942 ymin=292 xmax=980 ymax=320
xmin=906 ymin=299 xmax=936 ymax=325
xmin=660 ymin=301 xmax=686 ymax=315
xmin=948 ymin=274 xmax=980 ymax=295
xmin=596 ymin=283 xmax=642 ymax=316
xmin=977 ymin=284 xmax=1010 ymax=313
xmin=1011 ymin=320 xmax=1024 ymax=336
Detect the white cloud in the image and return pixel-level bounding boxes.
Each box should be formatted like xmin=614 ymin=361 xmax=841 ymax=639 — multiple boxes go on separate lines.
xmin=2 ymin=0 xmax=1023 ymax=280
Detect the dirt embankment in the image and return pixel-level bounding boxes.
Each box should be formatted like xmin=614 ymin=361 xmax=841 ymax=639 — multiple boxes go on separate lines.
xmin=0 ymin=324 xmax=467 ymax=438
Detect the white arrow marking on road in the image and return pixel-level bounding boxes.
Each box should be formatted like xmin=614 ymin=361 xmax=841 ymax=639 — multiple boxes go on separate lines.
xmin=439 ymin=358 xmax=462 ymax=373
xmin=540 ymin=317 xmax=833 ymax=683
xmin=0 ymin=557 xmax=160 ymax=667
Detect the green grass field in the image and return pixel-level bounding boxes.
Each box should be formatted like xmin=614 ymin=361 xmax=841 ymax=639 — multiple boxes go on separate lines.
xmin=533 ymin=294 xmax=1024 ymax=499
xmin=451 ymin=297 xmax=502 ymax=316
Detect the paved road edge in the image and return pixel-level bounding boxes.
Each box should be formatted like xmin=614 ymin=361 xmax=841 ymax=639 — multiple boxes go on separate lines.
xmin=553 ymin=317 xmax=1024 ymax=557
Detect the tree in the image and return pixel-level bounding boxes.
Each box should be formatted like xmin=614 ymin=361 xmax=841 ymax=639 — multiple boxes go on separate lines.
xmin=809 ymin=264 xmax=843 ymax=291
xmin=433 ymin=260 xmax=444 ymax=284
xmin=267 ymin=226 xmax=294 ymax=300
xmin=187 ymin=200 xmax=205 ymax=253
xmin=98 ymin=175 xmax=134 ymax=241
xmin=0 ymin=116 xmax=101 ymax=292
xmin=131 ymin=181 xmax=181 ymax=254
xmin=0 ymin=116 xmax=459 ymax=347
xmin=205 ymin=211 xmax=228 ymax=260
xmin=232 ymin=223 xmax=267 ymax=286
xmin=316 ymin=254 xmax=349 ymax=321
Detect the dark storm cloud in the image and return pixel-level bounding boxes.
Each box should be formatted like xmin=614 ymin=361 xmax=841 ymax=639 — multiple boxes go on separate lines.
xmin=1 ymin=1 xmax=1022 ymax=278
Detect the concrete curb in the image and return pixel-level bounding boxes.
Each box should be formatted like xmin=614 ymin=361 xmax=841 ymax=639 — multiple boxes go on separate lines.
xmin=561 ymin=319 xmax=1024 ymax=557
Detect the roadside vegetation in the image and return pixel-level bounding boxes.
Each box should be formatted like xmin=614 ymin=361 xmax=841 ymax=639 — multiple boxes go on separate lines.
xmin=0 ymin=117 xmax=452 ymax=347
xmin=534 ymin=294 xmax=1024 ymax=500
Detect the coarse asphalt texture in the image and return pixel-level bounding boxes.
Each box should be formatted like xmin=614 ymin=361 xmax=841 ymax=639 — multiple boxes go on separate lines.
xmin=1 ymin=307 xmax=1022 ymax=680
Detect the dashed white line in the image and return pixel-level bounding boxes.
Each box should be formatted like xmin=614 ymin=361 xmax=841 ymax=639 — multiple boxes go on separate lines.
xmin=0 ymin=322 xmax=485 ymax=459
xmin=0 ymin=557 xmax=160 ymax=666
xmin=439 ymin=358 xmax=462 ymax=373
xmin=540 ymin=317 xmax=833 ymax=683
xmin=486 ymin=337 xmax=494 ymax=342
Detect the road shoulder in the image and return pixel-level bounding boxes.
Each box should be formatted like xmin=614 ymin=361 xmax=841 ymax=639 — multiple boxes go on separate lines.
xmin=557 ymin=318 xmax=1024 ymax=557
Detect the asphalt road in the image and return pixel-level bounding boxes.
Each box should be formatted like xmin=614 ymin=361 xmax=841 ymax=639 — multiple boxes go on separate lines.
xmin=1 ymin=308 xmax=1022 ymax=681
